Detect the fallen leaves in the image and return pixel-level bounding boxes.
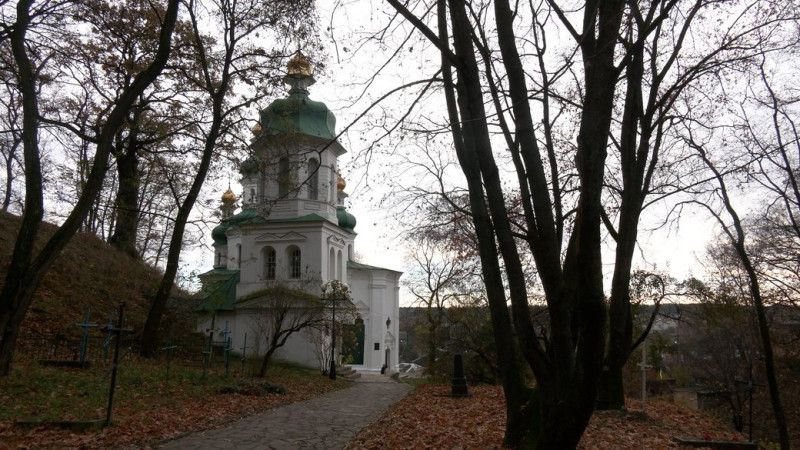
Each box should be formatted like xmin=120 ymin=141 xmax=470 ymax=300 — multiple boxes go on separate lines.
xmin=347 ymin=384 xmax=742 ymax=449
xmin=0 ymin=371 xmax=348 ymax=450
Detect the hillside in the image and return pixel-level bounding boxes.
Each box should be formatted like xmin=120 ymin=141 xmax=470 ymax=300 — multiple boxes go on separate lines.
xmin=0 ymin=211 xmax=196 ymax=337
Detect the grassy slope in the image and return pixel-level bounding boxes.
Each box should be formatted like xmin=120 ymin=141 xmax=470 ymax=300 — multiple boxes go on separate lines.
xmin=0 ymin=211 xmax=191 ymax=336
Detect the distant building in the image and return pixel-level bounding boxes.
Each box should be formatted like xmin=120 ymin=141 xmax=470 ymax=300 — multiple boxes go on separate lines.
xmin=198 ymin=53 xmax=401 ymax=373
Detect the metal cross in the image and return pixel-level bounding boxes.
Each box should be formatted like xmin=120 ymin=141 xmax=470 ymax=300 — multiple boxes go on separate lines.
xmin=104 ymin=302 xmax=134 ymax=427
xmin=103 ymin=311 xmax=115 ymax=364
xmin=240 ymin=332 xmax=249 ymax=376
xmin=220 ymin=321 xmax=231 ymax=345
xmin=74 ymin=305 xmax=99 ymax=368
xmin=161 ymin=333 xmax=178 ymax=383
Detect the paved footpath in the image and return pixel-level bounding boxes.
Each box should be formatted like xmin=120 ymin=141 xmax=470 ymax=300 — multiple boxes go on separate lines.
xmin=157 ymin=374 xmax=413 ymax=450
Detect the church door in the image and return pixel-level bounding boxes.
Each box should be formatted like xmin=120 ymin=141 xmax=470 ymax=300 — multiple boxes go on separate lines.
xmin=342 ymin=318 xmax=364 ymax=365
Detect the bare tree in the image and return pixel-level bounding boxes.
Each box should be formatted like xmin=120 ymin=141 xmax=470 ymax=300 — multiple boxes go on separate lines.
xmin=0 ymin=0 xmax=181 ymax=376
xmin=405 ymin=232 xmax=470 ymax=375
xmin=377 ymin=0 xmax=798 ymax=446
xmin=246 ymin=286 xmax=326 ymax=377
xmin=689 ymin=134 xmax=791 ymax=449
xmin=139 ymin=0 xmax=318 ymax=356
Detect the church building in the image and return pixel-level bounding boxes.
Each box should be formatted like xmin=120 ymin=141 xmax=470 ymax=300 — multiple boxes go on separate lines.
xmin=198 ymin=53 xmax=401 ymax=374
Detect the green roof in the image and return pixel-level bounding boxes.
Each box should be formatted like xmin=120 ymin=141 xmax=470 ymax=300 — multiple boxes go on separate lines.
xmin=197 ymin=270 xmax=240 ymax=312
xmin=213 ymin=211 xmax=356 ymax=246
xmin=260 ymin=89 xmax=337 ymax=140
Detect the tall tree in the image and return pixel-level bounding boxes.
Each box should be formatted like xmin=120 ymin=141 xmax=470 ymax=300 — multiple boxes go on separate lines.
xmin=688 ymin=133 xmax=791 ymax=449
xmin=0 ymin=0 xmax=180 ymax=376
xmin=389 ymin=0 xmax=621 ymax=446
xmin=380 ymin=0 xmax=797 ymax=446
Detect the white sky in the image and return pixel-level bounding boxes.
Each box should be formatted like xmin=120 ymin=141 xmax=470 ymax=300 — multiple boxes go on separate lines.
xmin=187 ymin=1 xmax=770 ymax=303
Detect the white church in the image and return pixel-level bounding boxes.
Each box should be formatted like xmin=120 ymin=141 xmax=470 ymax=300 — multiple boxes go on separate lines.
xmin=198 ymin=53 xmax=401 ymax=374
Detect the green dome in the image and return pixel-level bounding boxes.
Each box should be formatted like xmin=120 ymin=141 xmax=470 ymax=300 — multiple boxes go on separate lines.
xmin=336 ymin=207 xmax=356 ymax=233
xmin=212 ymin=223 xmax=230 ymax=245
xmin=260 ymin=90 xmax=337 ymax=140
xmin=240 ymin=154 xmax=261 ymax=176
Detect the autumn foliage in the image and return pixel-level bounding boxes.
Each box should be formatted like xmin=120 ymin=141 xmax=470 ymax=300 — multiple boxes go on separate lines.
xmin=347 ymin=384 xmax=743 ymax=449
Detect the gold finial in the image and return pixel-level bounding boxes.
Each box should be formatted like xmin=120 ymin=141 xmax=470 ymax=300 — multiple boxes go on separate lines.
xmin=336 ymin=173 xmax=346 ymax=192
xmin=287 ymin=52 xmax=312 ymax=76
xmin=221 ymin=187 xmax=237 ymax=206
xmin=251 ymin=122 xmax=262 ymax=136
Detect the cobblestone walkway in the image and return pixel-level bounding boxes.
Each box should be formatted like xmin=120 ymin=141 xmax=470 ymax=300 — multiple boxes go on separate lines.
xmin=157 ymin=374 xmax=412 ymax=450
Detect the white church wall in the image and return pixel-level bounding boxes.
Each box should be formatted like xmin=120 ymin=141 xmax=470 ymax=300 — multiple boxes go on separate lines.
xmin=346 ymin=267 xmax=401 ymax=372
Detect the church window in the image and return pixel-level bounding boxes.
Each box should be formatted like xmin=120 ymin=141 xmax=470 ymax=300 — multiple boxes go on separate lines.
xmin=328 ymin=247 xmax=335 ymax=279
xmin=289 ymin=247 xmax=302 ymax=278
xmin=308 ymin=158 xmax=319 ymax=200
xmin=278 ymin=157 xmax=291 ymax=197
xmin=337 ymin=249 xmax=343 ymax=279
xmin=263 ymin=247 xmax=276 ymax=280
xmin=236 ymin=244 xmax=242 ymax=269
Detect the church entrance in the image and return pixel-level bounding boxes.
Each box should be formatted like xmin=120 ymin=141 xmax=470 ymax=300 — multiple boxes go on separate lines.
xmin=342 ymin=318 xmax=364 ymax=365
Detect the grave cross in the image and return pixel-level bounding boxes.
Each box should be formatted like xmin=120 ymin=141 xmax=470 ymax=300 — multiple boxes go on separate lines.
xmin=103 ymin=302 xmax=134 ymax=427
xmin=219 ymin=321 xmax=232 ymax=377
xmin=224 ymin=337 xmax=232 ymax=377
xmin=735 ymin=363 xmax=766 ymax=442
xmin=161 ymin=333 xmax=178 ymax=383
xmin=219 ymin=321 xmax=231 ymax=345
xmin=240 ymin=332 xmax=249 ymax=376
xmin=201 ymin=333 xmax=212 ymax=381
xmin=74 ymin=305 xmax=99 ymax=368
xmin=103 ymin=311 xmax=115 ymax=364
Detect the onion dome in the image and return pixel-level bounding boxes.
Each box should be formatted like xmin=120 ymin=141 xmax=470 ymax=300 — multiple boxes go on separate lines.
xmin=287 ymin=52 xmax=312 ymax=76
xmin=212 ymin=223 xmax=229 ymax=245
xmin=240 ymin=154 xmax=261 ymax=176
xmin=336 ymin=207 xmax=357 ymax=233
xmin=337 ymin=173 xmax=346 ymax=192
xmin=221 ymin=188 xmax=237 ymax=206
xmin=259 ymin=52 xmax=337 ymax=140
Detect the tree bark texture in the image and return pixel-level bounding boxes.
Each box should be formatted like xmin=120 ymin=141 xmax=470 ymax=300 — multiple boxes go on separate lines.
xmin=0 ymin=0 xmax=180 ymax=376
xmin=390 ymin=0 xmax=623 ymax=446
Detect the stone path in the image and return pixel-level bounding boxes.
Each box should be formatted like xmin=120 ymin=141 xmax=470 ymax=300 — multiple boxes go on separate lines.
xmin=157 ymin=374 xmax=413 ymax=450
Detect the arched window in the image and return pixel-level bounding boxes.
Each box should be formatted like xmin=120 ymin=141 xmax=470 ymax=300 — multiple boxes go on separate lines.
xmin=328 ymin=247 xmax=335 ymax=279
xmin=263 ymin=247 xmax=276 ymax=280
xmin=278 ymin=157 xmax=291 ymax=197
xmin=307 ymin=158 xmax=319 ymax=200
xmin=236 ymin=244 xmax=242 ymax=269
xmin=288 ymin=246 xmax=302 ymax=279
xmin=337 ymin=249 xmax=343 ymax=279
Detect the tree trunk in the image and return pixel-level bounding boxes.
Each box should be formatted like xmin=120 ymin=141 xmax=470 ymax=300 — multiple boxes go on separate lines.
xmin=140 ymin=76 xmax=225 ymax=357
xmin=258 ymin=346 xmax=277 ymax=378
xmin=699 ymin=147 xmax=791 ymax=450
xmin=0 ymin=0 xmax=180 ymax=376
xmin=109 ymin=111 xmax=142 ymax=258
